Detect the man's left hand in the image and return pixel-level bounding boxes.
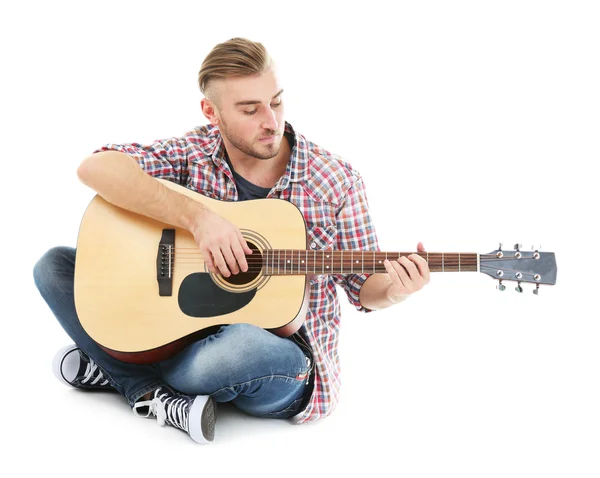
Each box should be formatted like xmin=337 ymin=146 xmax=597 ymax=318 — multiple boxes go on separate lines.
xmin=383 ymin=242 xmax=430 ymax=303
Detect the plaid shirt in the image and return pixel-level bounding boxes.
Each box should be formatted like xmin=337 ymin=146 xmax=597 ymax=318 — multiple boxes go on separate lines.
xmin=93 ymin=121 xmax=380 ymax=423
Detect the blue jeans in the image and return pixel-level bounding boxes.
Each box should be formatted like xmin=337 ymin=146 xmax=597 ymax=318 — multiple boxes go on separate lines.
xmin=34 ymin=246 xmax=312 ymax=419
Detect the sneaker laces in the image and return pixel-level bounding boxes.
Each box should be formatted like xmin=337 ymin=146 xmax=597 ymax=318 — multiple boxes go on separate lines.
xmin=82 ymin=357 xmax=109 ymax=386
xmin=133 ymin=388 xmax=191 ymax=433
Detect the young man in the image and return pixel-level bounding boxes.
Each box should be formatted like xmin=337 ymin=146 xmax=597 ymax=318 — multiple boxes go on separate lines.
xmin=33 ymin=37 xmax=430 ymax=444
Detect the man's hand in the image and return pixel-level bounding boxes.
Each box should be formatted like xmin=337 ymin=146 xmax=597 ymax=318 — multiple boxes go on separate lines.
xmin=190 ymin=209 xmax=253 ymax=277
xmin=383 ymin=242 xmax=430 ymax=303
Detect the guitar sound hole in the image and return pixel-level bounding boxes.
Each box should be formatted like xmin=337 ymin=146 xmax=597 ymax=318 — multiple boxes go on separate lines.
xmin=223 ymin=242 xmax=262 ymax=286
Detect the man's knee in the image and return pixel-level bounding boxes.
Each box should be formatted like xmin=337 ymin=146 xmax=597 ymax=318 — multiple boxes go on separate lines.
xmin=33 ymin=246 xmax=74 ymax=289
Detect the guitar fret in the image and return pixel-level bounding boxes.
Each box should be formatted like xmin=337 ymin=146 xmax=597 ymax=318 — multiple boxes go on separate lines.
xmin=442 ymin=252 xmax=444 ymax=272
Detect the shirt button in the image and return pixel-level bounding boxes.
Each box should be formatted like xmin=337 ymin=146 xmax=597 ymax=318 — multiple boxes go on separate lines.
xmin=310 ymin=242 xmax=317 ymax=249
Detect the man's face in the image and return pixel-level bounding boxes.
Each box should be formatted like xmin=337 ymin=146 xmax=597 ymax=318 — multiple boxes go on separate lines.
xmin=209 ymin=67 xmax=286 ymax=160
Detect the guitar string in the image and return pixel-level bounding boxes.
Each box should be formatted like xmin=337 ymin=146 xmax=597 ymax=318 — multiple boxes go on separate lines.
xmin=164 ymin=253 xmax=502 ymax=260
xmin=165 ymin=256 xmax=478 ymax=267
xmin=166 ymin=249 xmax=524 ymax=259
xmin=169 ymin=248 xmax=501 ymax=255
xmin=169 ymin=247 xmax=530 ymax=256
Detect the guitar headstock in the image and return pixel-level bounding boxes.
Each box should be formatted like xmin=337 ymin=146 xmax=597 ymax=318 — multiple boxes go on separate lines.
xmin=480 ymin=243 xmax=557 ymax=294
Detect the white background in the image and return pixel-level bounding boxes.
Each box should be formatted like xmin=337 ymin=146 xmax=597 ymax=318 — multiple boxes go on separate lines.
xmin=1 ymin=0 xmax=598 ymax=476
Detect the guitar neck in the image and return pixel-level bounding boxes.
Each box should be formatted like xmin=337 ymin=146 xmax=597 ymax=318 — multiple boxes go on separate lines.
xmin=263 ymin=250 xmax=479 ymax=275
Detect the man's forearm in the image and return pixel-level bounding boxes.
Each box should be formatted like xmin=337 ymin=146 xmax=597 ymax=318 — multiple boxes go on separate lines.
xmin=359 ymin=273 xmax=407 ymax=310
xmin=77 ymin=151 xmax=206 ymax=231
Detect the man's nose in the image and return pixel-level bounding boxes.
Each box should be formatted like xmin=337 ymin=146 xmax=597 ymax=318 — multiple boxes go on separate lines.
xmin=261 ymin=107 xmax=279 ymax=131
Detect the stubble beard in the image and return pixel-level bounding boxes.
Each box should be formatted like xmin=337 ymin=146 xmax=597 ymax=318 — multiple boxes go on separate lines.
xmin=219 ymin=120 xmax=282 ymax=160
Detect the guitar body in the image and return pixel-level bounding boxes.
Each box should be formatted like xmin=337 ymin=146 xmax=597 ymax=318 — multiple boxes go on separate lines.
xmin=74 ymin=179 xmax=310 ymax=364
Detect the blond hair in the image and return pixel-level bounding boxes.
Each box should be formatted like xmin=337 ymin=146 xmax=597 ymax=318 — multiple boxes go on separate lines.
xmin=198 ymin=38 xmax=272 ymax=101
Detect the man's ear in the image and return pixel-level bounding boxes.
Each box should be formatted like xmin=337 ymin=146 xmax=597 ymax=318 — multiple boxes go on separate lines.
xmin=201 ymin=98 xmax=220 ymax=126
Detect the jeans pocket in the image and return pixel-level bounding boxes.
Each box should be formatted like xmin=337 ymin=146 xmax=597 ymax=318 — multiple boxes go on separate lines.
xmin=263 ymin=397 xmax=305 ymax=419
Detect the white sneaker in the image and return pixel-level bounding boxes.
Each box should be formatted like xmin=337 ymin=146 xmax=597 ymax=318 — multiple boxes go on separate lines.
xmin=133 ymin=387 xmax=216 ymax=444
xmin=52 ymin=344 xmax=115 ymax=391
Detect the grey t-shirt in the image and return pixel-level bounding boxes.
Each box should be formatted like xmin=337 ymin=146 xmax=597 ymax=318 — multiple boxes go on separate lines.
xmin=226 ymin=161 xmax=272 ymax=200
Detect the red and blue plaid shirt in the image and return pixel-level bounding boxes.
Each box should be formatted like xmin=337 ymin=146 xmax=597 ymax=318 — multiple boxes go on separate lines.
xmin=94 ymin=121 xmax=380 ymax=423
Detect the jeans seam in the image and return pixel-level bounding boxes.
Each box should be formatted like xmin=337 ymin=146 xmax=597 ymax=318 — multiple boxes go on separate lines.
xmin=211 ymin=373 xmax=304 ymax=397
xmin=127 ymin=382 xmax=164 ymax=407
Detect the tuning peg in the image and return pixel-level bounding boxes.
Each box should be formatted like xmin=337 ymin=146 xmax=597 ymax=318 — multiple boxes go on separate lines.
xmin=498 ymin=242 xmax=503 ymax=251
xmin=533 ymin=284 xmax=540 ymax=295
xmin=514 ymin=243 xmax=522 ymax=251
xmin=532 ymin=245 xmax=542 ymax=251
xmin=497 ymin=280 xmax=506 ymax=291
xmin=515 ymin=282 xmax=523 ymax=293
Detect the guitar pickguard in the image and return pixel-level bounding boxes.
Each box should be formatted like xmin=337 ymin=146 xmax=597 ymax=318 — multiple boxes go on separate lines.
xmin=178 ymin=273 xmax=257 ymax=317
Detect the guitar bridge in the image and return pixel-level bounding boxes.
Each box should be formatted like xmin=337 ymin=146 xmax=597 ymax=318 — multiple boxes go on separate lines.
xmin=157 ymin=229 xmax=175 ymax=296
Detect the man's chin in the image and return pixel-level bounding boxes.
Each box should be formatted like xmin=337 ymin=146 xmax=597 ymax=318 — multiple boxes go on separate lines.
xmin=254 ymin=147 xmax=280 ymax=160
xmin=253 ymin=139 xmax=281 ymax=159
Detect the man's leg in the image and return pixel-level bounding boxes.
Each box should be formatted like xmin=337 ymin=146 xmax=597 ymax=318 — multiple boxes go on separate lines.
xmin=33 ymin=246 xmax=163 ymax=406
xmin=157 ymin=323 xmax=313 ymax=419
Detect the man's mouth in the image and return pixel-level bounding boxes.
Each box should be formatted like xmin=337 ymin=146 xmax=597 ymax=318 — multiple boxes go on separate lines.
xmin=259 ymin=134 xmax=277 ymax=143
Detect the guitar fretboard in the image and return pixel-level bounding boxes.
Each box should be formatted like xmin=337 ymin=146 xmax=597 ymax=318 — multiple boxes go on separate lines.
xmin=263 ymin=251 xmax=478 ymax=275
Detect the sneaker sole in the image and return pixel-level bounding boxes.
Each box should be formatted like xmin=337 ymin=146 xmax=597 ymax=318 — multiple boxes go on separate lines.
xmin=188 ymin=395 xmax=216 ymax=444
xmin=52 ymin=344 xmax=79 ymax=389
xmin=52 ymin=344 xmax=116 ymax=392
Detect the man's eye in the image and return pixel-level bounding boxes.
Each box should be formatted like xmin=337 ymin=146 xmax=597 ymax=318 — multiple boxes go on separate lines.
xmin=243 ymin=102 xmax=281 ymax=115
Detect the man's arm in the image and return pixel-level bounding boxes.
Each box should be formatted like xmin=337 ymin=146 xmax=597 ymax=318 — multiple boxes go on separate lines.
xmin=77 ymin=151 xmax=207 ymax=232
xmin=358 ymin=273 xmax=399 ymax=311
xmin=78 ymin=150 xmax=252 ymax=275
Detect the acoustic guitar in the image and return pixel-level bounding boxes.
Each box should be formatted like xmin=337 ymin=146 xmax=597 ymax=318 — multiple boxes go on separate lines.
xmin=74 ymin=178 xmax=557 ymax=364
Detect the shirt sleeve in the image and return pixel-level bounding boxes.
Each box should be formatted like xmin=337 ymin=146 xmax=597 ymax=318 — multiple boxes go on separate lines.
xmin=92 ymin=136 xmax=189 ymax=184
xmin=331 ymin=173 xmax=380 ymax=313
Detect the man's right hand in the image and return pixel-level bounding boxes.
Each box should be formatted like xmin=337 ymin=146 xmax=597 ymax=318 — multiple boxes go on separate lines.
xmin=190 ymin=209 xmax=253 ymax=277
